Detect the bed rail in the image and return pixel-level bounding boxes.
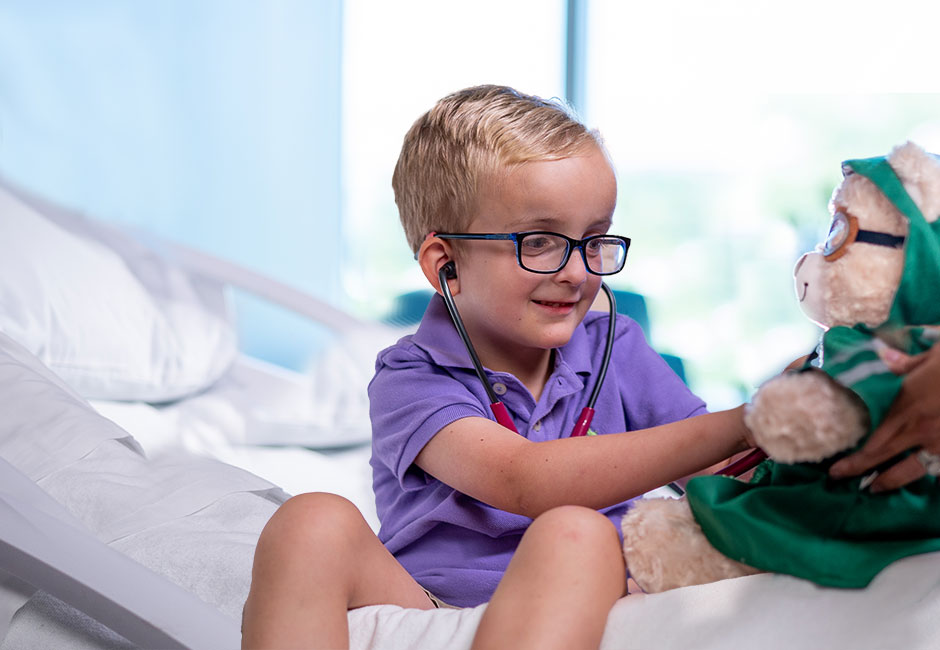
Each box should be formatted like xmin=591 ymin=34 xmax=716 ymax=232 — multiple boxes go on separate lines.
xmin=144 ymin=232 xmax=368 ymax=333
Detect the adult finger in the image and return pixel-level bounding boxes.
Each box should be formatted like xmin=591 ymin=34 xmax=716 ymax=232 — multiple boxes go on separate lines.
xmin=877 ymin=346 xmax=926 ymax=375
xmin=868 ymin=454 xmax=927 ymax=493
xmin=829 ymin=346 xmax=935 ymax=479
xmin=829 ymin=414 xmax=916 ymax=478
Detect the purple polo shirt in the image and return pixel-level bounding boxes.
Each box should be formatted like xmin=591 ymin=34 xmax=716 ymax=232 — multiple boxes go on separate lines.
xmin=369 ymin=295 xmax=706 ymax=607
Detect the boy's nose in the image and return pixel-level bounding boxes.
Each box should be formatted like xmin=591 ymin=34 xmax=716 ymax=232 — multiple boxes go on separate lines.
xmin=555 ymin=247 xmax=589 ymax=283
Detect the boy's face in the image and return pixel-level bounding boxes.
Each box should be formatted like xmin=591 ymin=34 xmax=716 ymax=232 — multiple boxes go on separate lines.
xmin=450 ymin=144 xmax=618 ymax=373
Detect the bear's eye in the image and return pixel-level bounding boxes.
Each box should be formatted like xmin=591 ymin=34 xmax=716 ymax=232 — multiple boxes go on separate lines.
xmin=822 ymin=212 xmax=852 ymax=256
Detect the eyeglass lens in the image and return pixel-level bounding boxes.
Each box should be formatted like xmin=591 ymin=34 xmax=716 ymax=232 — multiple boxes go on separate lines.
xmin=518 ymin=233 xmax=626 ymax=274
xmin=823 ymin=213 xmax=850 ymax=256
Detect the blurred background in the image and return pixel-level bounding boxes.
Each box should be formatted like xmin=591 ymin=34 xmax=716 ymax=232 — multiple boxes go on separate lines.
xmin=2 ymin=0 xmax=939 ymax=409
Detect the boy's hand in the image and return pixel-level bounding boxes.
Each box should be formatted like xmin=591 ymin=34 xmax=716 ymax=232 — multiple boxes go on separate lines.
xmin=691 ymin=405 xmax=757 ymax=479
xmin=733 ymin=403 xmax=757 ymax=450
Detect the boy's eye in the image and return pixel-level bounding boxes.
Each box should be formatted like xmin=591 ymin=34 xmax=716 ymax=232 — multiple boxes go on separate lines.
xmin=521 ymin=235 xmax=559 ymax=254
xmin=585 ymin=238 xmax=604 ymax=255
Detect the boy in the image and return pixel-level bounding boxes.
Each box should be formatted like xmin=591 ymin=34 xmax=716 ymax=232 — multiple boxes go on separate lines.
xmin=242 ymin=85 xmax=753 ymax=649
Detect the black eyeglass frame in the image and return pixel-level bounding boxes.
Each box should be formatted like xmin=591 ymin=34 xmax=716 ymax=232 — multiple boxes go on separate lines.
xmin=434 ymin=231 xmax=631 ymax=276
xmin=822 ymin=211 xmax=906 ymax=262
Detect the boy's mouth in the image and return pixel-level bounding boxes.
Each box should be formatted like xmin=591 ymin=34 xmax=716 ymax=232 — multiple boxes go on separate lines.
xmin=534 ymin=300 xmax=577 ymax=309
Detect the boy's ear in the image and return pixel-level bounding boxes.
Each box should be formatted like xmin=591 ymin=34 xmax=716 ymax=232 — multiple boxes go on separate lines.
xmin=417 ymin=234 xmax=460 ymax=296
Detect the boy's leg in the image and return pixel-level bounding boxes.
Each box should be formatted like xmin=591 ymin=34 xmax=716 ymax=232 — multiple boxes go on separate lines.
xmin=242 ymin=492 xmax=433 ymax=650
xmin=471 ymin=506 xmax=626 ymax=650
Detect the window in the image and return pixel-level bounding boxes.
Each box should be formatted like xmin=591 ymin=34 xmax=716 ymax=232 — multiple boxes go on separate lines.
xmin=583 ymin=0 xmax=940 ymax=407
xmin=341 ymin=0 xmax=566 ymax=317
xmin=0 ymin=1 xmax=344 ymax=369
xmin=5 ymin=1 xmax=937 ymax=387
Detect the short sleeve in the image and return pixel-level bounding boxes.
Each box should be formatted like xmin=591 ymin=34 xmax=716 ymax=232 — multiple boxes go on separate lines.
xmin=369 ymin=343 xmax=487 ymax=489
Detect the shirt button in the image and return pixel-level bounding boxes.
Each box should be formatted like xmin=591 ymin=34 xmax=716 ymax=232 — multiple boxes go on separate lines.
xmin=533 ymin=420 xmax=542 ymax=432
xmin=492 ymin=382 xmax=508 ymax=395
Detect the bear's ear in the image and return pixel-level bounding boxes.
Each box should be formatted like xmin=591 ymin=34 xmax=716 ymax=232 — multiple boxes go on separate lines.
xmin=888 ymin=141 xmax=940 ymax=224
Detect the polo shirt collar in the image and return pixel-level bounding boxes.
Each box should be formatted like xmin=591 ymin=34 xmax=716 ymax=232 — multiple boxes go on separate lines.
xmin=412 ymin=294 xmax=595 ymax=378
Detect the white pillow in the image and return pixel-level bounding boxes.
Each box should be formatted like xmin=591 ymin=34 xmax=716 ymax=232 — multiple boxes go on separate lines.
xmin=0 ymin=179 xmax=237 ymax=401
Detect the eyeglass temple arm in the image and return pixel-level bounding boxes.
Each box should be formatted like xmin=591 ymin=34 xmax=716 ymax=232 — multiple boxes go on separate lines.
xmin=856 ymin=230 xmax=905 ymax=248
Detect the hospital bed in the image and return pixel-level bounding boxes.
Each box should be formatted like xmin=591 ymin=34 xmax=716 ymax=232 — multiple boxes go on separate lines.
xmin=2 ymin=177 xmax=940 ymax=650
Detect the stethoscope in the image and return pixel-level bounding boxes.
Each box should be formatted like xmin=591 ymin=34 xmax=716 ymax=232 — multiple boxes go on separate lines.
xmin=436 ymin=260 xmax=767 ymax=477
xmin=437 ymin=261 xmax=616 ymax=437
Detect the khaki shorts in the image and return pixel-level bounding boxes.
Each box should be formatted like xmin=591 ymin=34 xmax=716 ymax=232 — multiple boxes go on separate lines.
xmin=423 ymin=589 xmax=460 ymax=610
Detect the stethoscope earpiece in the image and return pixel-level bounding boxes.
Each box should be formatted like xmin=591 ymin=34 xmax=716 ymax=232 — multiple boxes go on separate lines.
xmin=441 ymin=261 xmax=458 ymax=280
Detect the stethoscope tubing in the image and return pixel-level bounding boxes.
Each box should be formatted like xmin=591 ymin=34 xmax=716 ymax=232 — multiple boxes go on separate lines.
xmin=437 ymin=261 xmax=616 ymax=437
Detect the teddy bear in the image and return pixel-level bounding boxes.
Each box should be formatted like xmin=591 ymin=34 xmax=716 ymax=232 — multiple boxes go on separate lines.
xmin=622 ymin=141 xmax=940 ymax=594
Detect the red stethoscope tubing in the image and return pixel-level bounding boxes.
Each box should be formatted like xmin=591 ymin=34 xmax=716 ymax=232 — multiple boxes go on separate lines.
xmin=713 ymin=448 xmax=767 ymax=476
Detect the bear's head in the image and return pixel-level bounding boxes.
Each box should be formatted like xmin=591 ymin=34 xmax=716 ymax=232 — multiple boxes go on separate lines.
xmin=794 ymin=141 xmax=940 ymax=332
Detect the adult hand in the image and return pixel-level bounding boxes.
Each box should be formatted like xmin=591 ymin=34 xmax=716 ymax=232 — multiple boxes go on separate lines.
xmin=829 ymin=335 xmax=940 ymax=491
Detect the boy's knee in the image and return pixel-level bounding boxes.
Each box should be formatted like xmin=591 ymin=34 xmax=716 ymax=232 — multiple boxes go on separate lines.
xmin=529 ymin=505 xmax=619 ymax=548
xmin=260 ymin=492 xmax=366 ymax=550
xmin=283 ymin=491 xmax=360 ymax=518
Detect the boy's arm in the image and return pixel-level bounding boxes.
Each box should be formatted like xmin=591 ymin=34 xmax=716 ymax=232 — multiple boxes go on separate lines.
xmin=414 ymin=406 xmax=752 ymax=519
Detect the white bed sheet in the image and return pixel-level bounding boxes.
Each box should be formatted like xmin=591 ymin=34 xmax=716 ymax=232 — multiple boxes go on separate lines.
xmin=88 ymin=355 xmax=381 ymax=531
xmin=0 ymin=331 xmax=284 ymax=649
xmin=90 ymin=398 xmax=379 ymax=531
xmin=349 ymin=553 xmax=940 ymax=650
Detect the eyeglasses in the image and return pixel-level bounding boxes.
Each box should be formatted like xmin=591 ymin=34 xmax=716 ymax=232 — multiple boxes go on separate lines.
xmin=434 ymin=231 xmax=630 ymax=275
xmin=822 ymin=211 xmax=905 ymax=261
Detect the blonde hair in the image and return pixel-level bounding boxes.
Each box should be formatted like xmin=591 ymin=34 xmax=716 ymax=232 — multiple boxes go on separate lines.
xmin=392 ymin=84 xmax=602 ymax=253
